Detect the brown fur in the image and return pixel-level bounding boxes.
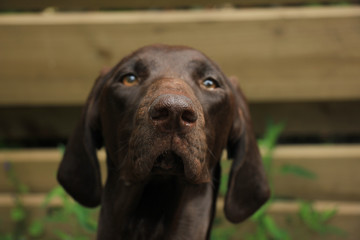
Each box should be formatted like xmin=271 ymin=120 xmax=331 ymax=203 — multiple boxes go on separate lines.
xmin=57 ymin=45 xmax=270 ymax=240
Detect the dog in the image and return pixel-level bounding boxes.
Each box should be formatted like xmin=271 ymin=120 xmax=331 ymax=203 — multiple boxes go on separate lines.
xmin=57 ymin=44 xmax=270 ymax=240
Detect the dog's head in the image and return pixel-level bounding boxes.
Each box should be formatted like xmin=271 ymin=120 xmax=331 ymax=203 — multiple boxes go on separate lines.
xmin=57 ymin=44 xmax=269 ymax=223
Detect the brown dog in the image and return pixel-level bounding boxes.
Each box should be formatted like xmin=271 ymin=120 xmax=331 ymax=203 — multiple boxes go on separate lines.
xmin=57 ymin=45 xmax=269 ymax=240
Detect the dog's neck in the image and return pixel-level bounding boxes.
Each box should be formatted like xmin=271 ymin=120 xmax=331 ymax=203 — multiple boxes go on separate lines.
xmin=97 ymin=170 xmax=217 ymax=240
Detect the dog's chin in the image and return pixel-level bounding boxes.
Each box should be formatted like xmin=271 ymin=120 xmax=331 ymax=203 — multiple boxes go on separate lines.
xmin=151 ymin=151 xmax=185 ymax=176
xmin=151 ymin=150 xmax=211 ymax=184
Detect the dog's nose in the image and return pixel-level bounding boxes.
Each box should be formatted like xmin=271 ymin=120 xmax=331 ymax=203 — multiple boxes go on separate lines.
xmin=149 ymin=94 xmax=198 ymax=132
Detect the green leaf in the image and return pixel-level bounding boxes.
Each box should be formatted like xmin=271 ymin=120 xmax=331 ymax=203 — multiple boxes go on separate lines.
xmin=58 ymin=144 xmax=66 ymax=154
xmin=72 ymin=204 xmax=98 ymax=232
xmin=219 ymin=173 xmax=229 ymax=197
xmin=280 ymin=164 xmax=317 ymax=179
xmin=211 ymin=226 xmax=237 ymax=240
xmin=244 ymin=235 xmax=256 ymax=240
xmin=0 ymin=234 xmax=12 ymax=240
xmin=258 ymin=121 xmax=285 ymax=150
xmin=320 ymin=209 xmax=337 ymax=222
xmin=322 ymin=225 xmax=348 ymax=236
xmin=251 ymin=200 xmax=271 ymax=221
xmin=298 ymin=201 xmax=344 ymax=235
xmin=219 ymin=159 xmax=231 ymax=195
xmin=258 ymin=121 xmax=285 ymax=174
xmin=45 ymin=209 xmax=68 ymax=223
xmin=261 ymin=154 xmax=273 ymax=174
xmin=54 ymin=230 xmax=73 ymax=240
xmin=253 ymin=225 xmax=267 ymax=240
xmin=11 ymin=206 xmax=26 ymax=222
xmin=299 ymin=201 xmax=320 ymax=230
xmin=263 ymin=215 xmax=291 ymax=240
xmin=28 ymin=220 xmax=44 ymax=237
xmin=299 ymin=202 xmax=347 ymax=236
xmin=74 ymin=236 xmax=89 ymax=240
xmin=62 ymin=195 xmax=74 ymax=213
xmin=18 ymin=183 xmax=29 ymax=194
xmin=42 ymin=185 xmax=66 ymax=207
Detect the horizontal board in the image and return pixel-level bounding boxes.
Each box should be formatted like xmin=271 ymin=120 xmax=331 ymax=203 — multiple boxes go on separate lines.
xmin=272 ymin=145 xmax=360 ymax=201
xmin=1 ymin=7 xmax=360 ymax=105
xmin=1 ymin=194 xmax=360 ymax=215
xmin=0 ymin=196 xmax=359 ymax=240
xmin=1 ymin=194 xmax=359 ymax=215
xmin=0 ymin=0 xmax=358 ymax=11
xmin=216 ymin=200 xmax=360 ymax=240
xmin=1 ymin=145 xmax=360 ymax=201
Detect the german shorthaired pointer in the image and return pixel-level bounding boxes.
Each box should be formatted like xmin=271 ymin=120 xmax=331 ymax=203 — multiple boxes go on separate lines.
xmin=57 ymin=45 xmax=269 ymax=240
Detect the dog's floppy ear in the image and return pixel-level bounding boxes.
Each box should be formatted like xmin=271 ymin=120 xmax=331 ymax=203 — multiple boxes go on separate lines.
xmin=57 ymin=67 xmax=110 ymax=208
xmin=224 ymin=76 xmax=270 ymax=223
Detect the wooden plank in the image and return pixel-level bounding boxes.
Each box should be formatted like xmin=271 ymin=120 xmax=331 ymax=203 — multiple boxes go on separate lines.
xmin=1 ymin=194 xmax=359 ymax=214
xmin=216 ymin=200 xmax=360 ymax=240
xmin=0 ymin=193 xmax=62 ymax=207
xmin=1 ymin=7 xmax=360 ymax=105
xmin=1 ymin=101 xmax=360 ymax=143
xmin=0 ymin=149 xmax=107 ymax=193
xmin=1 ymin=196 xmax=359 ymax=240
xmin=0 ymin=193 xmax=95 ymax=238
xmin=0 ymin=0 xmax=358 ymax=11
xmin=272 ymin=145 xmax=360 ymax=201
xmin=2 ymin=7 xmax=360 ymax=24
xmin=216 ymin=199 xmax=360 ymax=216
xmin=1 ymin=145 xmax=360 ymax=201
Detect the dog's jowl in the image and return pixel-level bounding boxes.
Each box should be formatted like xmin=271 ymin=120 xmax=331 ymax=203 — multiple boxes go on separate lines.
xmin=57 ymin=45 xmax=270 ymax=240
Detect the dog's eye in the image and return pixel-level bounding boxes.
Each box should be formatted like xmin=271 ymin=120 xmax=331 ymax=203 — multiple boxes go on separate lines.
xmin=121 ymin=74 xmax=139 ymax=87
xmin=201 ymin=78 xmax=219 ymax=90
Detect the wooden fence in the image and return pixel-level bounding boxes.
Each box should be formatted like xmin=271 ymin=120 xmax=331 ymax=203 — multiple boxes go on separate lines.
xmin=0 ymin=3 xmax=360 ymax=239
xmin=1 ymin=7 xmax=360 ymax=105
xmin=1 ymin=7 xmax=360 ymax=142
xmin=1 ymin=0 xmax=359 ymax=11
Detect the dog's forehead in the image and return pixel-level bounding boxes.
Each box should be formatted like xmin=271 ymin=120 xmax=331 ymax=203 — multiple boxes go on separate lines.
xmin=136 ymin=45 xmax=205 ymax=58
xmin=126 ymin=45 xmax=213 ymax=70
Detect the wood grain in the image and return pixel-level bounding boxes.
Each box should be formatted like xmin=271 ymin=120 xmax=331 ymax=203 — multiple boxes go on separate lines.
xmin=1 ymin=7 xmax=360 ymax=105
xmin=1 ymin=145 xmax=359 ymax=201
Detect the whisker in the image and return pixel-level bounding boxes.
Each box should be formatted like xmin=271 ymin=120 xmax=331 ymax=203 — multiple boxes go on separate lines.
xmin=207 ymin=148 xmax=216 ymax=160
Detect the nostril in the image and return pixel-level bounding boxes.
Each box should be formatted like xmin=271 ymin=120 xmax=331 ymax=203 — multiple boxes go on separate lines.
xmin=181 ymin=110 xmax=197 ymax=124
xmin=150 ymin=107 xmax=169 ymax=121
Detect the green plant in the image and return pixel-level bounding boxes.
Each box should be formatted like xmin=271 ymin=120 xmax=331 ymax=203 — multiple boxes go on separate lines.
xmin=212 ymin=121 xmax=346 ymax=240
xmin=1 ymin=159 xmax=98 ymax=240
xmin=298 ymin=201 xmax=346 ymax=236
xmin=41 ymin=145 xmax=99 ymax=239
xmin=1 ymin=161 xmax=30 ymax=240
xmin=211 ymin=217 xmax=237 ymax=240
xmin=42 ymin=185 xmax=98 ymax=239
xmin=245 ymin=121 xmax=292 ymax=240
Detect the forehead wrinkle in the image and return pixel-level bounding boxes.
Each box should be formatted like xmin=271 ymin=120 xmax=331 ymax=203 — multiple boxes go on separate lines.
xmin=133 ymin=58 xmax=152 ymax=76
xmin=191 ymin=61 xmax=213 ymax=77
xmin=135 ymin=48 xmax=212 ymax=80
